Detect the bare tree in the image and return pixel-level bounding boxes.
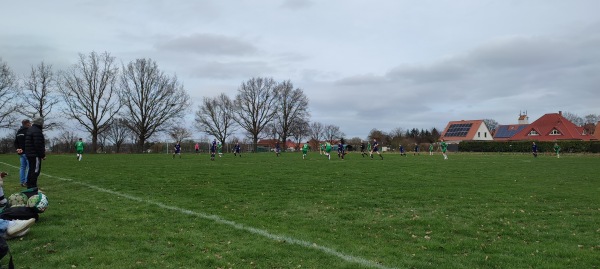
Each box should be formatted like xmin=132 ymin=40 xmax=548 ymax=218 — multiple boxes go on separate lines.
xmin=54 ymin=130 xmax=77 ymax=153
xmin=59 ymin=51 xmax=122 ymax=153
xmin=289 ymin=118 xmax=310 ymax=150
xmin=274 ymin=80 xmax=310 ymax=144
xmin=195 ymin=93 xmax=237 ymax=145
xmin=120 ymin=58 xmax=190 ymax=152
xmin=368 ymin=128 xmax=388 ymax=145
xmin=483 ymin=118 xmax=499 ymax=132
xmin=0 ymin=58 xmax=18 ymax=129
xmin=323 ymin=124 xmax=344 ymax=143
xmin=583 ymin=114 xmax=599 ymax=135
xmin=19 ymin=61 xmax=61 ymax=130
xmin=169 ymin=126 xmax=192 ymax=143
xmin=562 ymin=112 xmax=584 ymax=126
xmin=104 ymin=118 xmax=131 ymax=153
xmin=263 ymin=122 xmax=279 ymax=141
xmin=308 ymin=121 xmax=325 ymax=149
xmin=233 ymin=77 xmax=279 ymax=152
xmin=389 ymin=127 xmax=404 ymax=148
xmin=584 ymin=114 xmax=599 ymax=124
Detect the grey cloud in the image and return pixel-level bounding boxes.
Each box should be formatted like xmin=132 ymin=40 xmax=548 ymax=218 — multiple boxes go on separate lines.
xmin=280 ymin=0 xmax=314 ymax=10
xmin=156 ymin=34 xmax=258 ymax=56
xmin=386 ymin=61 xmax=469 ymax=84
xmin=334 ymin=74 xmax=387 ymax=86
xmin=189 ymin=61 xmax=273 ymax=80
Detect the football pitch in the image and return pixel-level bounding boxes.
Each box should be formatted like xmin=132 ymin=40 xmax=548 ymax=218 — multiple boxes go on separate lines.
xmin=0 ymin=152 xmax=598 ymax=268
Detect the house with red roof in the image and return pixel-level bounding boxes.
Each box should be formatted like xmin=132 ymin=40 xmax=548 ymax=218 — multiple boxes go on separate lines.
xmin=494 ymin=112 xmax=530 ymax=141
xmin=509 ymin=111 xmax=596 ymax=141
xmin=594 ymin=121 xmax=600 ymax=140
xmin=440 ymin=119 xmax=493 ymax=143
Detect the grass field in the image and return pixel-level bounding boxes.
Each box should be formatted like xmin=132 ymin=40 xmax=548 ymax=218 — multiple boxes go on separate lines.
xmin=0 ymin=152 xmax=598 ymax=269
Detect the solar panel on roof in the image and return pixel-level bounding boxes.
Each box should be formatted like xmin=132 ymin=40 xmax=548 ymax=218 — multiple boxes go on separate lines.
xmin=445 ymin=123 xmax=473 ymax=137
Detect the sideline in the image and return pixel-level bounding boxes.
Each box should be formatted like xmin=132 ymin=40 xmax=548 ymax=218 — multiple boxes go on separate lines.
xmin=0 ymin=161 xmax=396 ymax=269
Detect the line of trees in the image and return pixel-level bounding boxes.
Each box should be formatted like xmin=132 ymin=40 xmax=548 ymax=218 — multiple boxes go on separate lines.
xmin=195 ymin=77 xmax=312 ymax=152
xmin=1 ymin=53 xmax=190 ymax=153
xmin=2 ymin=54 xmax=318 ymax=153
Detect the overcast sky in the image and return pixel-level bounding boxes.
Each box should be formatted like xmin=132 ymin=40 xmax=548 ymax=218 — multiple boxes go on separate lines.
xmin=2 ymin=0 xmax=599 ymax=139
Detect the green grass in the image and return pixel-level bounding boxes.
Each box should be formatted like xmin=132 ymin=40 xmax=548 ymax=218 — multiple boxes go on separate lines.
xmin=0 ymin=152 xmax=598 ymax=269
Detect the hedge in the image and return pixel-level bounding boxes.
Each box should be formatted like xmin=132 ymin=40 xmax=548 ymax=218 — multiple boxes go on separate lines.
xmin=458 ymin=140 xmax=600 ymax=153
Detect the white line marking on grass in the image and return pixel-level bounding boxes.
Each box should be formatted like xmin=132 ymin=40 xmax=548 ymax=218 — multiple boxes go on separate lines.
xmin=0 ymin=162 xmax=396 ymax=269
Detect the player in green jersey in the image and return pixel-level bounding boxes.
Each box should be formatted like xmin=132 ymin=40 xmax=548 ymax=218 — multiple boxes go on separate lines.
xmin=554 ymin=143 xmax=561 ymax=158
xmin=325 ymin=142 xmax=332 ymax=160
xmin=302 ymin=142 xmax=310 ymax=159
xmin=429 ymin=143 xmax=434 ymax=155
xmin=440 ymin=139 xmax=448 ymax=160
xmin=75 ymin=138 xmax=85 ymax=161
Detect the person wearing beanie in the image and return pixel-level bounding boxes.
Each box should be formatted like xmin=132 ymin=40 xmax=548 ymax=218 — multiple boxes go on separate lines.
xmin=24 ymin=116 xmax=46 ymax=190
xmin=14 ymin=119 xmax=31 ymax=187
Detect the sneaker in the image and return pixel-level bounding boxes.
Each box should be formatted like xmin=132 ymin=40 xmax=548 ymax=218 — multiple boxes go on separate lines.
xmin=21 ymin=183 xmax=27 ymax=187
xmin=4 ymin=228 xmax=30 ymax=240
xmin=6 ymin=218 xmax=35 ymax=237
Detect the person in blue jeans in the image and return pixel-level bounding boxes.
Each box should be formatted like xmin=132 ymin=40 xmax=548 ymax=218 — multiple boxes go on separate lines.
xmin=14 ymin=119 xmax=31 ymax=187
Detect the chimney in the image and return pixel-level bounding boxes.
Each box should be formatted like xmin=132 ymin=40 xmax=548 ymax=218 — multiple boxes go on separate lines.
xmin=559 ymin=111 xmax=562 ymax=116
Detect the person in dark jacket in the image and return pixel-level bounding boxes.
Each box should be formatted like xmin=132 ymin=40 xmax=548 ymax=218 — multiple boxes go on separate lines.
xmin=24 ymin=116 xmax=46 ymax=189
xmin=14 ymin=119 xmax=31 ymax=187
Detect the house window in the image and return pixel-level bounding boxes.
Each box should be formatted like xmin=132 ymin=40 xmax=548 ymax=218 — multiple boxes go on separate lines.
xmin=478 ymin=132 xmax=480 ymax=137
xmin=529 ymin=130 xmax=539 ymax=136
xmin=484 ymin=132 xmax=487 ymax=138
xmin=550 ymin=129 xmax=561 ymax=135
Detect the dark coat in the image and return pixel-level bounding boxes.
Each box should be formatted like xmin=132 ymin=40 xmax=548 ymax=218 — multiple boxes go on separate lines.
xmin=14 ymin=125 xmax=28 ymax=152
xmin=24 ymin=124 xmax=45 ymax=158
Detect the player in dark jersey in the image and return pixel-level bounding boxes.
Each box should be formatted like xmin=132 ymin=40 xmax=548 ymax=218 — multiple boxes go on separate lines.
xmin=532 ymin=142 xmax=538 ymax=157
xmin=172 ymin=142 xmax=181 ymax=159
xmin=210 ymin=139 xmax=217 ymax=161
xmin=275 ymin=141 xmax=281 ymax=157
xmin=360 ymin=141 xmax=367 ymax=157
xmin=234 ymin=142 xmax=242 ymax=157
xmin=399 ymin=144 xmax=406 ymax=156
xmin=370 ymin=138 xmax=383 ymax=160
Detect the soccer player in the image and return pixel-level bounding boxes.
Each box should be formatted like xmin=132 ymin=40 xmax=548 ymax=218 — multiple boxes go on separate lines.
xmin=217 ymin=142 xmax=223 ymax=158
xmin=325 ymin=141 xmax=332 ymax=160
xmin=532 ymin=142 xmax=538 ymax=158
xmin=14 ymin=119 xmax=31 ymax=187
xmin=275 ymin=141 xmax=281 ymax=157
xmin=25 ymin=116 xmax=46 ymax=189
xmin=429 ymin=143 xmax=434 ymax=155
xmin=370 ymin=138 xmax=383 ymax=160
xmin=194 ymin=143 xmax=199 ymax=154
xmin=234 ymin=142 xmax=242 ymax=157
xmin=320 ymin=143 xmax=324 ymax=155
xmin=399 ymin=144 xmax=406 ymax=156
xmin=440 ymin=139 xmax=448 ymax=160
xmin=414 ymin=143 xmax=420 ymax=156
xmin=337 ymin=142 xmax=343 ymax=159
xmin=75 ymin=138 xmax=85 ymax=161
xmin=210 ymin=139 xmax=217 ymax=161
xmin=172 ymin=142 xmax=181 ymax=159
xmin=360 ymin=141 xmax=367 ymax=157
xmin=367 ymin=141 xmax=372 ymax=156
xmin=302 ymin=142 xmax=309 ymax=159
xmin=554 ymin=143 xmax=561 ymax=158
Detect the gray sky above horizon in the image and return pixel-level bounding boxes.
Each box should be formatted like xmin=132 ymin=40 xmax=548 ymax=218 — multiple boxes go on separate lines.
xmin=2 ymin=0 xmax=599 ymax=140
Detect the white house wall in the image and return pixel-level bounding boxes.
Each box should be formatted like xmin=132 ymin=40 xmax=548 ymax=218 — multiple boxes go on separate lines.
xmin=473 ymin=124 xmax=493 ymax=141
